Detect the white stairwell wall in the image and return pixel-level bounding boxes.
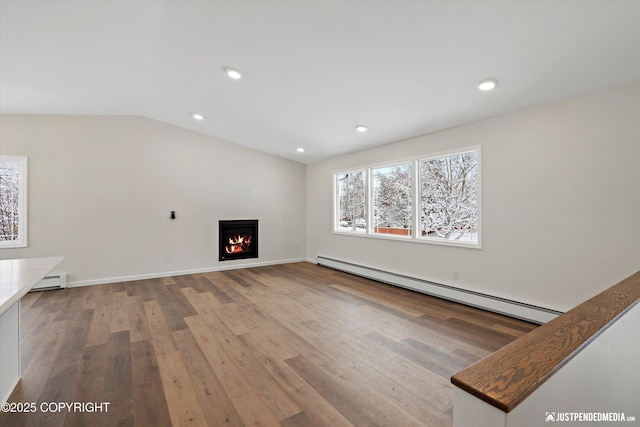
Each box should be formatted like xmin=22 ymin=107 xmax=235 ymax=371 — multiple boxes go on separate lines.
xmin=453 ymin=301 xmax=640 ymax=427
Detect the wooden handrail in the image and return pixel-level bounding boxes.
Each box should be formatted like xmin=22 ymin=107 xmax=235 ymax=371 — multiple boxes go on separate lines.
xmin=451 ymin=271 xmax=640 ymax=413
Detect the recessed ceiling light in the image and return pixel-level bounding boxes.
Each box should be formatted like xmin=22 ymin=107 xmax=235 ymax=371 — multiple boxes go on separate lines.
xmin=192 ymin=113 xmax=204 ymax=120
xmin=296 ymin=147 xmax=305 ymax=153
xmin=355 ymin=125 xmax=368 ymax=132
xmin=478 ymin=78 xmax=497 ymax=91
xmin=225 ymin=67 xmax=244 ymax=80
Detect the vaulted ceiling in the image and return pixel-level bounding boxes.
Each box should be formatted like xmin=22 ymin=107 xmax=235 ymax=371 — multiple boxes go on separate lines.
xmin=1 ymin=1 xmax=639 ymax=163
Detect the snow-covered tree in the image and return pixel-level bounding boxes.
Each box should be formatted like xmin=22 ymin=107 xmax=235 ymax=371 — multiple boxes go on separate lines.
xmin=0 ymin=162 xmax=20 ymax=241
xmin=420 ymin=152 xmax=478 ymax=240
xmin=337 ymin=170 xmax=366 ymax=231
xmin=373 ymin=163 xmax=412 ymax=230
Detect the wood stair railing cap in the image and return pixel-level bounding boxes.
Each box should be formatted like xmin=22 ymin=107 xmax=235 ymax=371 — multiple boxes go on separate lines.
xmin=450 ymin=271 xmax=640 ymax=413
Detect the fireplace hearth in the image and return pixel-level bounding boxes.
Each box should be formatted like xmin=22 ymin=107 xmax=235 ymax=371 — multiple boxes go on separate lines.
xmin=219 ymin=219 xmax=258 ymax=261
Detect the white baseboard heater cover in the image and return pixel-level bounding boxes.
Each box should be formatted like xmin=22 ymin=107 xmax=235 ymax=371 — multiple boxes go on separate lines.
xmin=31 ymin=273 xmax=67 ymax=291
xmin=317 ymin=256 xmax=561 ymax=324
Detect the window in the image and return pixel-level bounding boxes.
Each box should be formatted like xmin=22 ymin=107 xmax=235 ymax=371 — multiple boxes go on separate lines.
xmin=0 ymin=155 xmax=28 ymax=248
xmin=372 ymin=162 xmax=412 ymax=237
xmin=419 ymin=151 xmax=478 ymax=243
xmin=336 ymin=170 xmax=366 ymax=233
xmin=334 ymin=147 xmax=480 ymax=248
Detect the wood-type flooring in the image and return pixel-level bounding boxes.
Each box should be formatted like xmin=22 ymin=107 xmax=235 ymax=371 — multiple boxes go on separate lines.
xmin=0 ymin=262 xmax=537 ymax=426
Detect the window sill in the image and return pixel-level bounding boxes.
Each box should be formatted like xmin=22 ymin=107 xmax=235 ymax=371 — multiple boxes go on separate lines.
xmin=332 ymin=230 xmax=482 ymax=249
xmin=0 ymin=242 xmax=28 ymax=249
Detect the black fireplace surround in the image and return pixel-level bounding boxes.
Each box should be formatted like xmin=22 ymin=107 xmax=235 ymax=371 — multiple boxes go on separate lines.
xmin=219 ymin=219 xmax=258 ymax=261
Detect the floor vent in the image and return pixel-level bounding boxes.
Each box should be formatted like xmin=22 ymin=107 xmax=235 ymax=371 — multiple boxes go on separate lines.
xmin=31 ymin=273 xmax=67 ymax=291
xmin=317 ymin=256 xmax=561 ymax=324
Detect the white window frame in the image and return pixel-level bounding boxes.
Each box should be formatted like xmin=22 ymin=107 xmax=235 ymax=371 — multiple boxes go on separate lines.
xmin=333 ymin=146 xmax=481 ymax=249
xmin=0 ymin=155 xmax=28 ymax=248
xmin=334 ymin=169 xmax=368 ymax=234
xmin=370 ymin=161 xmax=413 ymax=238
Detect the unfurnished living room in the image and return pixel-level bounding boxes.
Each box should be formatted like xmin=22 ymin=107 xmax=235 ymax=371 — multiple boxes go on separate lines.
xmin=0 ymin=1 xmax=639 ymax=426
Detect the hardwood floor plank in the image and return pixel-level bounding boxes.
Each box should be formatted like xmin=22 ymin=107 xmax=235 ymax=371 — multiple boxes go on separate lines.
xmin=21 ymin=290 xmax=43 ymax=311
xmin=18 ymin=320 xmax=68 ymax=399
xmin=231 ymin=391 xmax=281 ymax=427
xmin=330 ymin=282 xmax=428 ymax=317
xmin=145 ymin=302 xmax=208 ymax=426
xmin=130 ymin=339 xmax=162 ymax=391
xmin=109 ymin=291 xmax=130 ymax=333
xmin=293 ymin=310 xmax=456 ymax=417
xmin=205 ymin=323 xmax=302 ymax=421
xmin=155 ymin=349 xmax=209 ymax=426
xmin=0 ymin=320 xmax=67 ymax=427
xmin=28 ymin=351 xmax=79 ymax=426
xmin=215 ymin=302 xmax=253 ymax=336
xmin=132 ymin=383 xmax=173 ymax=427
xmin=166 ymin=283 xmax=198 ymax=318
xmin=128 ymin=294 xmax=152 ymax=343
xmin=19 ymin=306 xmax=53 ymax=368
xmin=221 ymin=271 xmax=254 ymax=288
xmin=64 ymin=343 xmax=108 ymax=427
xmin=143 ymin=299 xmax=178 ymax=356
xmin=218 ymin=301 xmax=299 ymax=361
xmin=241 ymin=268 xmax=295 ymax=295
xmin=181 ymin=288 xmax=226 ymax=325
xmin=102 ymin=331 xmax=134 ymax=427
xmin=154 ymin=282 xmax=189 ymax=332
xmin=138 ymin=278 xmax=159 ymax=302
xmin=204 ymin=271 xmax=252 ymax=302
xmin=162 ymin=276 xmax=177 ymax=286
xmin=171 ymin=329 xmax=245 ymax=426
xmin=403 ymin=337 xmax=473 ymax=375
xmin=298 ymin=319 xmax=381 ymax=384
xmin=185 ymin=315 xmax=254 ymax=399
xmin=286 ymin=355 xmax=422 ymax=427
xmin=173 ymin=274 xmax=203 ymax=290
xmin=85 ymin=291 xmax=113 ymax=347
xmin=278 ymin=411 xmax=314 ymax=427
xmin=76 ymin=285 xmax=99 ymax=310
xmin=199 ymin=275 xmax=235 ymax=303
xmin=365 ymin=375 xmax=450 ymax=427
xmin=238 ymin=333 xmax=354 ymax=427
xmin=365 ymin=331 xmax=459 ymax=379
xmin=50 ymin=289 xmax=80 ymax=322
xmin=354 ymin=302 xmax=488 ymax=357
xmin=130 ymin=340 xmax=172 ymax=427
xmin=2 ymin=263 xmax=537 ymax=427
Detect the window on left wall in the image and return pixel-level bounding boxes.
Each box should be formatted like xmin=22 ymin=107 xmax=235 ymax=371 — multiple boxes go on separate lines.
xmin=0 ymin=155 xmax=28 ymax=248
xmin=336 ymin=170 xmax=367 ymax=233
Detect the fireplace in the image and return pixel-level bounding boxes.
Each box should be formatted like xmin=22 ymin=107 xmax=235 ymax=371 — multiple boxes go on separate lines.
xmin=219 ymin=219 xmax=258 ymax=261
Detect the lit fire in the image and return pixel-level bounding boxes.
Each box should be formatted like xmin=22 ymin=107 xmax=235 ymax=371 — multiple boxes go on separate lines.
xmin=225 ymin=234 xmax=253 ymax=254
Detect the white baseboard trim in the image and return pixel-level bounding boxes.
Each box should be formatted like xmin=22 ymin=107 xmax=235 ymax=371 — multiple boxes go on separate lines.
xmin=317 ymin=256 xmax=561 ymax=324
xmin=67 ymin=258 xmax=308 ymax=288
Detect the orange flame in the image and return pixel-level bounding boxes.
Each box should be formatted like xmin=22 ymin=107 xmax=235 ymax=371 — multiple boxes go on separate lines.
xmin=225 ymin=234 xmax=252 ymax=254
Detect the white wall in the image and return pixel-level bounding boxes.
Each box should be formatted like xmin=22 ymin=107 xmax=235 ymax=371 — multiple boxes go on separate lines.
xmin=0 ymin=115 xmax=307 ymax=285
xmin=307 ymin=83 xmax=640 ymax=312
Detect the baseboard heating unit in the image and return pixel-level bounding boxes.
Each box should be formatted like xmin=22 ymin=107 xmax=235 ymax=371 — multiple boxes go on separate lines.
xmin=316 ymin=256 xmax=561 ymax=324
xmin=30 ymin=273 xmax=67 ymax=291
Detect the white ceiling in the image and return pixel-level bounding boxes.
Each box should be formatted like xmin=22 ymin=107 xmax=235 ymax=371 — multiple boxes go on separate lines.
xmin=1 ymin=1 xmax=639 ymax=164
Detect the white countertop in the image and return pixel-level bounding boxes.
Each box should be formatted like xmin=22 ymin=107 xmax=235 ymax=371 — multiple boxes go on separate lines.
xmin=0 ymin=257 xmax=64 ymax=315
